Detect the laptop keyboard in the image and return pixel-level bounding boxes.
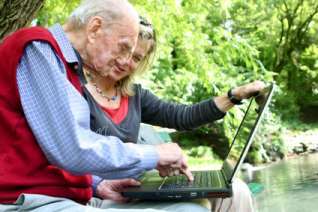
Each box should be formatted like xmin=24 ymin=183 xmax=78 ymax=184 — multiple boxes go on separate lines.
xmin=159 ymin=171 xmax=221 ymax=190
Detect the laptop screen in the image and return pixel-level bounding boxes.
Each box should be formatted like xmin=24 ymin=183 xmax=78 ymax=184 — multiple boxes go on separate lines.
xmin=221 ymin=84 xmax=275 ymax=182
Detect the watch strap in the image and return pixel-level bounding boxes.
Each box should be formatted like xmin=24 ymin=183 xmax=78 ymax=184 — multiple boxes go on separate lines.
xmin=227 ymin=89 xmax=243 ymax=105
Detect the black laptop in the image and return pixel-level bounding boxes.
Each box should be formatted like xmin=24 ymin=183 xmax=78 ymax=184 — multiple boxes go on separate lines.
xmin=122 ymin=83 xmax=275 ymax=200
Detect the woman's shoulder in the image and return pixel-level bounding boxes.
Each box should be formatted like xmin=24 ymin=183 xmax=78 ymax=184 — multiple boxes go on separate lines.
xmin=132 ymin=84 xmax=154 ymax=100
xmin=133 ymin=83 xmax=148 ymax=93
xmin=133 ymin=83 xmax=142 ymax=90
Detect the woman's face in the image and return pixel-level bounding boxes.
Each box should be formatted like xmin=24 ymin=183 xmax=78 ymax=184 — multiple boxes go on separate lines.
xmin=108 ymin=38 xmax=152 ymax=82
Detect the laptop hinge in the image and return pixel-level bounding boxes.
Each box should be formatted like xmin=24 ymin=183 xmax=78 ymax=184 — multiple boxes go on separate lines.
xmin=220 ymin=169 xmax=231 ymax=186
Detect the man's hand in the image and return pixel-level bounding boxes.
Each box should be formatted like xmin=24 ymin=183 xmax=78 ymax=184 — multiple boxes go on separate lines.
xmin=96 ymin=179 xmax=140 ymax=203
xmin=155 ymin=143 xmax=193 ymax=181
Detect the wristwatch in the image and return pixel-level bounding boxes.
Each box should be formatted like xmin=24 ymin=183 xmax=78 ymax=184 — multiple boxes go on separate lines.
xmin=227 ymin=89 xmax=243 ymax=105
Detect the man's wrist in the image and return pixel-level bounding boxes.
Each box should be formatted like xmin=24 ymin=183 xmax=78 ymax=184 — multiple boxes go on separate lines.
xmin=92 ymin=175 xmax=104 ymax=196
xmin=129 ymin=144 xmax=159 ymax=171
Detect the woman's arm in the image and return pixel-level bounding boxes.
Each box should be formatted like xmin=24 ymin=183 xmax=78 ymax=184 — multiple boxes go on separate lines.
xmin=139 ymin=81 xmax=265 ymax=130
xmin=139 ymin=85 xmax=225 ymax=130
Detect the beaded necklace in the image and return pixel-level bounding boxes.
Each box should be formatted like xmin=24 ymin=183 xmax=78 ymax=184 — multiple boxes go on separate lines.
xmin=92 ymin=83 xmax=118 ymax=101
xmin=84 ymin=68 xmax=118 ymax=102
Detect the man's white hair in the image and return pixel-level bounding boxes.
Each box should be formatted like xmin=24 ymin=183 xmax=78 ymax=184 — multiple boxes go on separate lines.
xmin=67 ymin=0 xmax=138 ymax=28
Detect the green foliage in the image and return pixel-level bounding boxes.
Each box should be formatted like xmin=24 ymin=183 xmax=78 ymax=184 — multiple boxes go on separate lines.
xmin=248 ymin=103 xmax=286 ymax=164
xmin=274 ymin=86 xmax=300 ymax=121
xmin=187 ymin=146 xmax=214 ymax=158
xmin=131 ymin=1 xmax=278 ymax=162
xmin=298 ymin=44 xmax=318 ymax=106
xmin=136 ymin=1 xmax=274 ymax=103
xmin=184 ymin=146 xmax=222 ymax=168
xmin=229 ymin=0 xmax=318 ymax=116
xmin=36 ymin=0 xmax=79 ymax=26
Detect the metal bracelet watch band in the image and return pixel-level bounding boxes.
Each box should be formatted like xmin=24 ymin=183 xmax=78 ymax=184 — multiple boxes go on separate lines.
xmin=227 ymin=88 xmax=243 ymax=105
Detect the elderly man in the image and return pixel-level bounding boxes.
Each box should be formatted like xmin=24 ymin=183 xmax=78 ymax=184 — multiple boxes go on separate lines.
xmin=0 ymin=0 xmax=199 ymax=211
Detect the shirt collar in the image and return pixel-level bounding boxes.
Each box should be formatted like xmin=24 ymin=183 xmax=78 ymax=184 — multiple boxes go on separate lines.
xmin=49 ymin=24 xmax=78 ymax=64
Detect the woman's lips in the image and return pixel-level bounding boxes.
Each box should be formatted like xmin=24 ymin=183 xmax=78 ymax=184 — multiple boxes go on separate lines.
xmin=114 ymin=66 xmax=126 ymax=73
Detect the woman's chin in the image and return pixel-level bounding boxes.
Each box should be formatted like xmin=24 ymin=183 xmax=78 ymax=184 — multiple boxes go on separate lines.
xmin=107 ymin=73 xmax=123 ymax=82
xmin=110 ymin=71 xmax=127 ymax=81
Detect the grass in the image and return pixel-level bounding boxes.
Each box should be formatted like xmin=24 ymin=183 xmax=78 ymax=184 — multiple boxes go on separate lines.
xmin=183 ymin=145 xmax=223 ymax=170
xmin=187 ymin=156 xmax=222 ymax=170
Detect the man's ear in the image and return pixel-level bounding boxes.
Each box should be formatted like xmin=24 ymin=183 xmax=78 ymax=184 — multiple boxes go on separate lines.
xmin=86 ymin=16 xmax=103 ymax=44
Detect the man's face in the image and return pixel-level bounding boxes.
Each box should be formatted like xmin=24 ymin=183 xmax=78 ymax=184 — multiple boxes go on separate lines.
xmin=85 ymin=18 xmax=138 ymax=77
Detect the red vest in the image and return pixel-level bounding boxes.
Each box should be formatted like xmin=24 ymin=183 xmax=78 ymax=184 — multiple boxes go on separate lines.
xmin=0 ymin=27 xmax=92 ymax=204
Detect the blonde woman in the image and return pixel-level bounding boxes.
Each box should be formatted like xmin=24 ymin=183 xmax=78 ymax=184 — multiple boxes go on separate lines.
xmin=81 ymin=16 xmax=262 ymax=212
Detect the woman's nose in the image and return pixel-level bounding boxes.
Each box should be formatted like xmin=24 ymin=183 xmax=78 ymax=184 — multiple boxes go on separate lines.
xmin=115 ymin=57 xmax=131 ymax=72
xmin=116 ymin=56 xmax=130 ymax=66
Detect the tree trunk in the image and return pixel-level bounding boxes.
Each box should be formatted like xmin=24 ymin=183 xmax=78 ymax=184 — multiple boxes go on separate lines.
xmin=0 ymin=0 xmax=44 ymax=40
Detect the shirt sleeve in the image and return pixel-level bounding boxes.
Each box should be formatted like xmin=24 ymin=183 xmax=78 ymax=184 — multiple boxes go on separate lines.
xmin=16 ymin=41 xmax=158 ymax=180
xmin=92 ymin=175 xmax=104 ymax=196
xmin=139 ymin=85 xmax=226 ymax=130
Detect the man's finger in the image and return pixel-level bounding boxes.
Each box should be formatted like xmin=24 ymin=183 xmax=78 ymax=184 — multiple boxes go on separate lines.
xmin=181 ymin=168 xmax=194 ymax=181
xmin=173 ymin=169 xmax=180 ymax=176
xmin=166 ymin=167 xmax=174 ymax=177
xmin=113 ymin=179 xmax=141 ymax=189
xmin=158 ymin=168 xmax=169 ymax=177
xmin=120 ymin=179 xmax=141 ymax=187
xmin=111 ymin=193 xmax=130 ymax=203
xmin=170 ymin=162 xmax=182 ymax=169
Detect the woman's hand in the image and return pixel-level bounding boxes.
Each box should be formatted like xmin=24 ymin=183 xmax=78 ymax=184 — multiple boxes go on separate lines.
xmin=214 ymin=80 xmax=266 ymax=112
xmin=231 ymin=80 xmax=266 ymax=100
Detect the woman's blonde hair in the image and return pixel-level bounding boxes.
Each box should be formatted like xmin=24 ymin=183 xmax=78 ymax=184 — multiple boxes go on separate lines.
xmin=118 ymin=16 xmax=157 ymax=96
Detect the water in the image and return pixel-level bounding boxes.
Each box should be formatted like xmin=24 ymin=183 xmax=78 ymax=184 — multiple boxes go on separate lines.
xmin=251 ymin=153 xmax=318 ymax=212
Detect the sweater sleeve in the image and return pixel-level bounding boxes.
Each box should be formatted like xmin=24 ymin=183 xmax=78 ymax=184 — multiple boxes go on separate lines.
xmin=139 ymin=85 xmax=226 ymax=130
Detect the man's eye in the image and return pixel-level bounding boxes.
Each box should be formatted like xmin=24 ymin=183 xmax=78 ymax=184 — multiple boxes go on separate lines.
xmin=120 ymin=45 xmax=127 ymax=52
